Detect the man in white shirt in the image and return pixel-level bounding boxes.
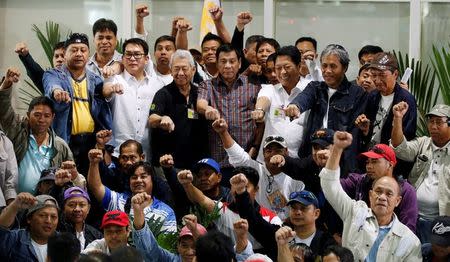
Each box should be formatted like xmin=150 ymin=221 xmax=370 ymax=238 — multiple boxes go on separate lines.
xmin=103 ymin=38 xmax=164 ymax=158
xmin=212 ymin=118 xmax=304 ymax=220
xmin=252 ymin=46 xmax=310 ymax=162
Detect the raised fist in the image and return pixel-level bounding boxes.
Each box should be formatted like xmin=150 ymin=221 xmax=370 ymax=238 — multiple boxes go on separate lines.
xmin=233 ymin=218 xmax=249 ymax=238
xmin=177 ymin=170 xmax=194 ymax=185
xmin=284 ymin=104 xmax=300 ymax=119
xmin=392 ymin=101 xmax=409 ymax=119
xmin=275 ymin=226 xmax=296 ymax=246
xmin=135 ymin=3 xmax=149 ymax=18
xmin=314 ymin=149 xmax=330 ymax=167
xmin=333 ymin=131 xmax=353 ymax=150
xmin=172 ymin=16 xmax=185 ymax=31
xmin=182 ymin=214 xmax=199 ymax=237
xmin=131 ymin=192 xmax=152 ymax=211
xmin=251 ymin=109 xmax=265 ymax=123
xmin=55 ymin=169 xmax=71 ymax=186
xmin=236 ymin=12 xmax=253 ymax=26
xmin=88 ymin=149 xmax=103 ymax=163
xmin=176 ymin=19 xmax=193 ymax=32
xmin=205 ymin=107 xmax=220 ymax=121
xmin=53 ymin=89 xmax=71 ymax=103
xmin=209 ymin=6 xmax=223 ymax=21
xmin=270 ymin=154 xmax=285 ymax=168
xmin=246 ymin=64 xmax=262 ymax=76
xmin=96 ymin=130 xmax=112 ymax=146
xmin=61 ymin=160 xmax=78 ymax=180
xmin=15 ymin=42 xmax=29 ymax=56
xmin=13 ymin=192 xmax=37 ymax=210
xmin=102 ymin=66 xmax=118 ymax=79
xmin=355 ymin=114 xmax=370 ymax=136
xmin=159 ymin=154 xmax=174 ymax=169
xmin=160 ymin=116 xmax=175 ymax=132
xmin=211 ymin=118 xmax=228 ymax=134
xmin=1 ymin=67 xmax=20 ymax=90
xmin=230 ymin=173 xmax=248 ymax=195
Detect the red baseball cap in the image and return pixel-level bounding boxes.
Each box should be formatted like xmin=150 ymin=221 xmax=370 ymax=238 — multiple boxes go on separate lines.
xmin=360 ymin=144 xmax=397 ymax=166
xmin=101 ymin=210 xmax=130 ymax=229
xmin=179 ymin=224 xmax=207 ymax=239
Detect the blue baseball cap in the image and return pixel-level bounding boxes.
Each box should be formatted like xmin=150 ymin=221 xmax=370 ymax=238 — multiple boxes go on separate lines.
xmin=193 ymin=158 xmax=221 ymax=174
xmin=287 ymin=190 xmax=319 ymax=208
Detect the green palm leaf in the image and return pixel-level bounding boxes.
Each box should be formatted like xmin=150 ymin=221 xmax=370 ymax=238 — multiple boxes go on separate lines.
xmin=431 ymin=44 xmax=450 ymax=105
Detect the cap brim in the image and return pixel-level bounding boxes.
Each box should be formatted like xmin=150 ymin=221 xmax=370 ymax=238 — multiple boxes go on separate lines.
xmin=360 ymin=151 xmax=384 ymax=160
xmin=425 ymin=111 xmax=448 ymax=118
xmin=101 ymin=221 xmax=129 ymax=229
xmin=193 ymin=163 xmax=219 ymax=174
xmin=311 ymin=139 xmax=330 ymax=147
xmin=263 ymin=141 xmax=287 ymax=149
xmin=287 ymin=199 xmax=314 ymax=207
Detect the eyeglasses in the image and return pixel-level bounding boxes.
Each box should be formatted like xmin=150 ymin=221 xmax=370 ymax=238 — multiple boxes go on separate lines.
xmin=289 ymin=191 xmax=317 ymax=202
xmin=124 ymin=52 xmax=145 ymax=60
xmin=265 ymin=135 xmax=285 ymax=143
xmin=427 ymin=117 xmax=448 ymax=127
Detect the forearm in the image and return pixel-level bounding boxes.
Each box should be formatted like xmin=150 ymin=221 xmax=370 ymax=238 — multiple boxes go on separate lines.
xmin=196 ymin=99 xmax=210 ymax=115
xmin=182 ymin=183 xmax=215 ymax=213
xmin=231 ymin=26 xmax=244 ymax=51
xmin=87 ymin=163 xmax=105 ymax=202
xmin=214 ymin=20 xmax=231 ymax=43
xmin=218 ymin=131 xmax=235 ymax=149
xmin=0 ymin=204 xmax=19 ymax=227
xmin=176 ymin=31 xmax=188 ymax=50
xmin=135 ymin=17 xmax=145 ymax=35
xmin=325 ymin=146 xmax=343 ymax=171
xmin=391 ymin=117 xmax=404 ymax=147
xmin=255 ymin=96 xmax=271 ymax=112
xmin=149 ymin=114 xmax=163 ymax=128
xmin=235 ymin=236 xmax=248 ymax=253
xmin=277 ymin=243 xmax=295 ymax=262
xmin=133 ymin=209 xmax=145 ymax=230
xmin=19 ymin=54 xmax=45 ymax=93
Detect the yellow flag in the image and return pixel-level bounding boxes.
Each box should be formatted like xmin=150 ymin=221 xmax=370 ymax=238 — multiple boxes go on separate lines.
xmin=199 ymin=0 xmax=221 ymax=45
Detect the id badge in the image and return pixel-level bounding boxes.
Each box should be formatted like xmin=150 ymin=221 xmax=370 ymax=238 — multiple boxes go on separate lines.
xmin=273 ymin=107 xmax=285 ymax=119
xmin=187 ymin=108 xmax=199 ymax=119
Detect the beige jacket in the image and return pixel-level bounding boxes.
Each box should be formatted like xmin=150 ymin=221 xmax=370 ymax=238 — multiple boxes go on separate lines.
xmin=0 ymin=131 xmax=18 ymax=206
xmin=320 ymin=168 xmax=422 ymax=262
xmin=392 ymin=136 xmax=450 ymax=216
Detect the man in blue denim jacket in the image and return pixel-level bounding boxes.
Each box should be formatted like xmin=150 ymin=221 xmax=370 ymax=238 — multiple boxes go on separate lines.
xmin=285 ymin=44 xmax=367 ymax=174
xmin=43 ymin=33 xmax=112 ymax=174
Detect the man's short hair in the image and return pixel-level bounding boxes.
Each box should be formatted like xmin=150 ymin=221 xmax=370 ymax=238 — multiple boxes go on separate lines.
xmin=232 ymin=166 xmax=259 ymax=188
xmin=196 ymin=230 xmax=236 ymax=262
xmin=119 ymin=140 xmax=143 ymax=155
xmin=47 ymin=232 xmax=81 ymax=262
xmin=295 ymin=37 xmax=318 ymax=52
xmin=153 ymin=35 xmax=176 ymax=52
xmin=78 ymin=252 xmax=111 ymax=262
xmin=53 ymin=41 xmax=65 ymax=52
xmin=255 ymin=38 xmax=280 ymax=55
xmin=128 ymin=161 xmax=156 ymax=192
xmin=357 ymin=45 xmax=383 ymax=61
xmin=245 ymin=35 xmax=264 ymax=49
xmin=215 ymin=43 xmax=242 ymax=61
xmin=92 ymin=18 xmax=118 ymax=36
xmin=321 ymin=44 xmax=350 ymax=69
xmin=290 ymin=243 xmax=315 ymax=262
xmin=110 ymin=246 xmax=143 ymax=262
xmin=274 ymin=45 xmax=302 ymax=66
xmin=266 ymin=52 xmax=277 ymax=64
xmin=201 ymin=33 xmax=223 ymax=48
xmin=122 ymin=38 xmax=149 ymax=56
xmin=371 ymin=176 xmax=402 ymax=196
xmin=170 ymin=49 xmax=195 ymax=68
xmin=28 ymin=96 xmax=55 ymax=114
xmin=323 ymin=245 xmax=354 ymax=262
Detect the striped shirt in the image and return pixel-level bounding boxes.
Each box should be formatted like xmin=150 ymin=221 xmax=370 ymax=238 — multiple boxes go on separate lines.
xmin=198 ymin=75 xmax=260 ymax=167
xmin=102 ymin=187 xmax=177 ymax=234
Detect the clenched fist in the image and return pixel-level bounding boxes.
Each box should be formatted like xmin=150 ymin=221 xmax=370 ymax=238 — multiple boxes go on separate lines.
xmin=230 ymin=173 xmax=248 ymax=195
xmin=177 ymin=170 xmax=194 ymax=185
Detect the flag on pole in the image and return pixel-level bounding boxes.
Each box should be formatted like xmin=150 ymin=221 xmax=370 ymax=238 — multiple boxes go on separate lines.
xmin=199 ymin=0 xmax=221 ymax=45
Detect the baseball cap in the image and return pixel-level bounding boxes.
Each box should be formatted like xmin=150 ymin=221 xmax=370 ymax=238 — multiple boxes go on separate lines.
xmin=430 ymin=216 xmax=450 ymax=246
xmin=64 ymin=33 xmax=89 ymax=48
xmin=359 ymin=144 xmax=397 ymax=167
xmin=310 ymin=129 xmax=334 ymax=147
xmin=287 ymin=190 xmax=319 ymax=208
xmin=26 ymin=194 xmax=59 ymax=217
xmin=367 ymin=52 xmax=398 ymax=72
xmin=425 ymin=104 xmax=450 ymax=118
xmin=64 ymin=186 xmax=90 ymax=203
xmin=101 ymin=210 xmax=129 ymax=229
xmin=193 ymin=158 xmax=221 ymax=174
xmin=38 ymin=167 xmax=57 ymax=183
xmin=179 ymin=224 xmax=207 ymax=239
xmin=263 ymin=135 xmax=287 ymax=149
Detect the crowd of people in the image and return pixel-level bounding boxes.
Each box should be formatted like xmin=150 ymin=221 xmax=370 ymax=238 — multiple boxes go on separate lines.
xmin=0 ymin=3 xmax=449 ymax=262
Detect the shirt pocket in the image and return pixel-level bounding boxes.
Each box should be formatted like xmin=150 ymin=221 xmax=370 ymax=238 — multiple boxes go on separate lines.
xmin=331 ymin=102 xmax=354 ymax=130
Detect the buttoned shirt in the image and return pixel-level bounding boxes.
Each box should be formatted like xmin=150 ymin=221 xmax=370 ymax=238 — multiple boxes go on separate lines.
xmin=198 ymin=75 xmax=260 ymax=167
xmin=105 ymin=70 xmax=164 ymax=157
xmin=320 ymin=167 xmax=422 ymax=262
xmin=86 ymin=51 xmax=122 ymax=78
xmin=392 ymin=136 xmax=450 ymax=216
xmin=256 ymin=80 xmax=310 ymax=163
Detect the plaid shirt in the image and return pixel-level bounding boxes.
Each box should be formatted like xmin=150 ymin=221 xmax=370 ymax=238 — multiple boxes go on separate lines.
xmin=198 ymin=74 xmax=260 ymax=167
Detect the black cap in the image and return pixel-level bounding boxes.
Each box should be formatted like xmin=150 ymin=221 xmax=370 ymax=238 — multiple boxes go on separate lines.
xmin=310 ymin=128 xmax=334 ymax=147
xmin=430 ymin=216 xmax=450 ymax=246
xmin=64 ymin=33 xmax=89 ymax=48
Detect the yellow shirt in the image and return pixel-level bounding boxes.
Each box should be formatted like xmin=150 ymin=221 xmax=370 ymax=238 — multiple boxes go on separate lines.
xmin=71 ymin=78 xmax=95 ymax=134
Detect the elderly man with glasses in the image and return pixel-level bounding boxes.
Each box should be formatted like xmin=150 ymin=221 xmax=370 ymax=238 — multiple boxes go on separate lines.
xmin=43 ymin=33 xmax=112 ymax=175
xmin=212 ymin=118 xmax=304 ymax=220
xmin=391 ymin=102 xmax=450 ymax=244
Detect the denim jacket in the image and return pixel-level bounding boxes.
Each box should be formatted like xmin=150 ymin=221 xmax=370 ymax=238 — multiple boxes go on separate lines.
xmin=291 ymin=77 xmax=367 ymax=173
xmin=43 ymin=65 xmax=112 ymax=142
xmin=0 ymin=228 xmax=40 ymax=262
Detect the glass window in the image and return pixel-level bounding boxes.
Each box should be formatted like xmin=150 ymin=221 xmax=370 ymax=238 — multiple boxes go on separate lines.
xmin=421 ymin=1 xmax=450 ymax=64
xmin=275 ymin=0 xmax=410 ymax=79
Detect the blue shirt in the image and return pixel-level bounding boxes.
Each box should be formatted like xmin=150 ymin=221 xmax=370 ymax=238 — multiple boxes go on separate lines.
xmin=18 ymin=134 xmax=54 ymax=193
xmin=366 ymin=222 xmax=393 ymax=262
xmin=102 ymin=187 xmax=177 ymax=233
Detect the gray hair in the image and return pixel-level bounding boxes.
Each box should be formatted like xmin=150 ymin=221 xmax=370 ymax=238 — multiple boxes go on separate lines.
xmin=320 ymin=44 xmax=350 ymax=68
xmin=169 ymin=49 xmax=195 ymax=68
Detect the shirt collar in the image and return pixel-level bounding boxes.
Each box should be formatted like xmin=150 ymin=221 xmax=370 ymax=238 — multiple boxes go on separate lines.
xmin=431 ymin=140 xmax=450 ymax=154
xmin=88 ymin=50 xmax=122 ymax=66
xmin=123 ymin=68 xmax=149 ymax=83
xmin=216 ymin=74 xmax=244 ymax=88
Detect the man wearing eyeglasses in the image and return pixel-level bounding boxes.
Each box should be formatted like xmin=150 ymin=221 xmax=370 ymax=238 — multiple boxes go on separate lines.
xmin=212 ymin=118 xmax=304 ymax=220
xmin=320 ymin=131 xmax=421 ymax=261
xmin=102 ymin=38 xmax=164 ymax=158
xmin=43 ymin=33 xmax=112 ymax=175
xmin=391 ymin=102 xmax=450 ymax=244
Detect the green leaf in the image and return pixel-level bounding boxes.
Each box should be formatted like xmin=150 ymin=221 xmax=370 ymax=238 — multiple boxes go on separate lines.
xmin=431 ymin=44 xmax=450 ymax=105
xmin=32 ymin=21 xmax=68 ymax=67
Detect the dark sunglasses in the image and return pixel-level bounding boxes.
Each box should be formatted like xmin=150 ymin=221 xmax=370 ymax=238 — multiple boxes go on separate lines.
xmin=265 ymin=135 xmax=285 ymax=143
